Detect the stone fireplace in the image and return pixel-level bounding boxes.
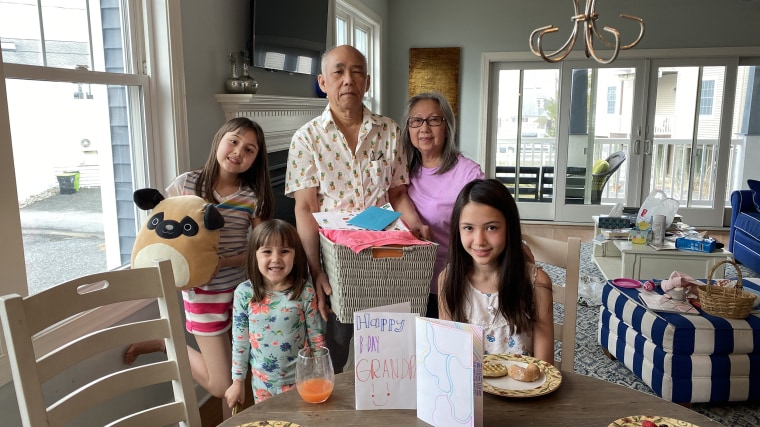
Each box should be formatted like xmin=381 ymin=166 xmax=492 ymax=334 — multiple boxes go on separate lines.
xmin=216 ymin=94 xmax=328 ymax=224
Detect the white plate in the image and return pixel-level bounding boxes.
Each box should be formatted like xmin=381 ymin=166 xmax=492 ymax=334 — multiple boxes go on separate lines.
xmin=482 ymin=354 xmax=561 ymax=397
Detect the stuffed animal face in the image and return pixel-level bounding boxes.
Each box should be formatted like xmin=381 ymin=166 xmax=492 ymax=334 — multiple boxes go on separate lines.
xmin=131 ymin=188 xmax=225 ymax=289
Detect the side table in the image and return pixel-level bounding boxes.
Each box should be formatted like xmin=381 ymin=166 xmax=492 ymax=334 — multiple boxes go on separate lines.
xmin=593 ymin=239 xmax=733 ymax=280
xmin=592 ymin=216 xmax=733 ymax=280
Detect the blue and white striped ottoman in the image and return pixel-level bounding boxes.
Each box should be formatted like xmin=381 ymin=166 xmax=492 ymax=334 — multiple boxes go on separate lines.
xmin=597 ymin=278 xmax=760 ymax=403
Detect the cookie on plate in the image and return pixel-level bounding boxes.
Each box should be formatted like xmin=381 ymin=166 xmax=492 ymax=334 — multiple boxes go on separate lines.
xmin=483 ymin=361 xmax=508 ymax=378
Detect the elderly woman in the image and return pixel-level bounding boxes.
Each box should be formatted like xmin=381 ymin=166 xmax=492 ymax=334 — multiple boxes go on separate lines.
xmin=401 ymin=92 xmax=485 ymax=318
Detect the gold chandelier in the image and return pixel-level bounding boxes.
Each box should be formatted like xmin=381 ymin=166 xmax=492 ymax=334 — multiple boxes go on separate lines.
xmin=529 ymin=0 xmax=645 ymax=64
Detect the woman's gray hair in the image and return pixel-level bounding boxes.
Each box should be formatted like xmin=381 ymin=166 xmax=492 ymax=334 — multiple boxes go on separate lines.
xmin=400 ymin=91 xmax=460 ymax=177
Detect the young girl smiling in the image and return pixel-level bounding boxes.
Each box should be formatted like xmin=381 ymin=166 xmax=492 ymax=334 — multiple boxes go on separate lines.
xmin=439 ymin=179 xmax=554 ymax=364
xmin=224 ymin=219 xmax=324 ymax=405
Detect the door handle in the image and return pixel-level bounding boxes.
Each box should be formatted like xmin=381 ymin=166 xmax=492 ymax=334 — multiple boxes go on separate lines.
xmin=633 ymin=139 xmax=641 ymax=155
xmin=644 ymin=139 xmax=652 ymax=155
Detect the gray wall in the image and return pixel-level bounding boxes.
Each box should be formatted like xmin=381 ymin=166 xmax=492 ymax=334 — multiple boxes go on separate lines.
xmin=180 ymin=0 xmax=760 ymax=167
xmin=181 ymin=0 xmax=327 ymax=169
xmin=383 ymin=0 xmax=760 ymax=159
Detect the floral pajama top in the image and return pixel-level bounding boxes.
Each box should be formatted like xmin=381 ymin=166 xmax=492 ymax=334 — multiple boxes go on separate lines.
xmin=230 ymin=280 xmax=325 ymax=403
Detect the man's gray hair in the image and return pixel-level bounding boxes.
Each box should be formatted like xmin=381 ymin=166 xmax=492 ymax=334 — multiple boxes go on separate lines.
xmin=321 ymin=45 xmax=368 ymax=75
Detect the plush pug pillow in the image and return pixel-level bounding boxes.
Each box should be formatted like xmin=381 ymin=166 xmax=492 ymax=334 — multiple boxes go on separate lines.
xmin=131 ymin=188 xmax=225 ymax=290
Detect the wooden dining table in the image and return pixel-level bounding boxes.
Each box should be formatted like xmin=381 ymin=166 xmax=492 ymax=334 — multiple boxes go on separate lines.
xmin=218 ymin=370 xmax=725 ymax=427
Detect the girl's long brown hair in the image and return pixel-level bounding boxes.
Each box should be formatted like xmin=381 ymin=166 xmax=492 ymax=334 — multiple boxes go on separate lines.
xmin=441 ymin=179 xmax=534 ymax=335
xmin=195 ymin=117 xmax=274 ymax=220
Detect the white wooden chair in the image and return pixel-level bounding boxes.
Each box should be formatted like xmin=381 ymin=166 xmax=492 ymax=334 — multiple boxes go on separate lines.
xmin=0 ymin=259 xmax=201 ymax=427
xmin=523 ymin=234 xmax=581 ymax=372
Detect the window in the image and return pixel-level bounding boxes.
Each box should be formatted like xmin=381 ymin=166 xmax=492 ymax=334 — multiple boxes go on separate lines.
xmin=700 ymin=79 xmax=715 ymax=115
xmin=0 ymin=0 xmax=185 ymax=386
xmin=1 ymin=0 xmax=149 ymax=296
xmin=335 ymin=0 xmax=381 ymax=111
xmin=607 ymin=86 xmax=617 ymax=114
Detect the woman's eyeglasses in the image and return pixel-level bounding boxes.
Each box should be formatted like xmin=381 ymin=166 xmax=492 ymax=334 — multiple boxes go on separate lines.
xmin=407 ymin=116 xmax=445 ymax=128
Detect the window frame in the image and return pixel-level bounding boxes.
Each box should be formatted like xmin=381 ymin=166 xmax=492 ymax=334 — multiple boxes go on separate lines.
xmin=700 ymin=79 xmax=715 ymax=115
xmin=0 ymin=0 xmax=188 ymax=387
xmin=607 ymin=86 xmax=617 ymax=114
xmin=335 ymin=0 xmax=382 ymax=112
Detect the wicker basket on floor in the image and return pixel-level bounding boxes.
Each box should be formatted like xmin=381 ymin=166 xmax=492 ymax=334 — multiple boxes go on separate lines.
xmin=697 ymin=259 xmax=753 ymax=319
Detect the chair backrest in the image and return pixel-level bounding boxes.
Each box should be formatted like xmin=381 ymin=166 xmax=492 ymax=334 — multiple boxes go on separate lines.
xmin=495 ymin=166 xmax=541 ymax=200
xmin=591 ymin=151 xmax=627 ymax=203
xmin=522 ymin=234 xmax=581 ymax=372
xmin=605 ymin=150 xmax=627 ymax=174
xmin=0 ymin=259 xmax=201 ymax=427
xmin=539 ymin=166 xmax=554 ymax=202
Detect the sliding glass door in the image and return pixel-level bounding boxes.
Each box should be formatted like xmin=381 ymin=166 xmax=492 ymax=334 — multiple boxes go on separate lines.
xmin=490 ymin=64 xmax=558 ymax=220
xmin=487 ymin=53 xmax=757 ymax=227
xmin=638 ymin=59 xmax=736 ymax=226
xmin=556 ymin=62 xmax=643 ymax=220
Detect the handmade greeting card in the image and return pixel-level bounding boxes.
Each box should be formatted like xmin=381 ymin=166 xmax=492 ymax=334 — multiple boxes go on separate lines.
xmin=415 ymin=318 xmax=484 ymax=427
xmin=353 ymin=302 xmax=419 ymax=410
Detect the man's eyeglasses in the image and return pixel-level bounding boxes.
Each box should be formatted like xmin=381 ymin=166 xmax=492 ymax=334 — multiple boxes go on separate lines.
xmin=407 ymin=116 xmax=445 ymax=128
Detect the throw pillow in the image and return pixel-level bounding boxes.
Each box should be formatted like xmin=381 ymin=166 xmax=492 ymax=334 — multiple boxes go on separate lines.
xmin=748 ymin=179 xmax=760 ymax=211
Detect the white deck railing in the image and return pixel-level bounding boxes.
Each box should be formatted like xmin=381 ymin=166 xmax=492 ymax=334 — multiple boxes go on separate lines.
xmin=496 ymin=137 xmax=744 ymax=204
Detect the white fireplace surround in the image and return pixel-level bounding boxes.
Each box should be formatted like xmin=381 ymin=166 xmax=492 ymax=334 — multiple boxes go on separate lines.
xmin=215 ymin=94 xmax=328 ymax=153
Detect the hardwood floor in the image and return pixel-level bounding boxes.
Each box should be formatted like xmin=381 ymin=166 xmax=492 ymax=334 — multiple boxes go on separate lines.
xmin=199 ymin=374 xmax=254 ymax=427
xmin=200 ymin=396 xmax=224 ymax=427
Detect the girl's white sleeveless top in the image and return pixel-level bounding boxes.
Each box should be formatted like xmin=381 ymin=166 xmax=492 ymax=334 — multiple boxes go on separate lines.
xmin=464 ymin=264 xmax=539 ymax=355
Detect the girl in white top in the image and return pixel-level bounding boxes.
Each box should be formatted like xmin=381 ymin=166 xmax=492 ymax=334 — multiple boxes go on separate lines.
xmin=438 ymin=179 xmax=554 ymax=364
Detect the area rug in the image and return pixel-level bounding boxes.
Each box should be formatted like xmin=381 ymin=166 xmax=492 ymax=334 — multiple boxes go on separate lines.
xmin=545 ymin=243 xmax=760 ymax=427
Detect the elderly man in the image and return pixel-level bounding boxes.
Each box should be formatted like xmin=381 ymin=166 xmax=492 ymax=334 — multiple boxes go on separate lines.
xmin=285 ymin=45 xmax=426 ymax=373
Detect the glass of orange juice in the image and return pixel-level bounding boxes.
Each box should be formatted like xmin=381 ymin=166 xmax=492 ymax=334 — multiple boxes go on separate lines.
xmin=296 ymin=345 xmax=334 ymax=403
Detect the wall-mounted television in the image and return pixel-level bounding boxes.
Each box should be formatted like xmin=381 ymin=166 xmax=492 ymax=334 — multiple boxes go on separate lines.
xmin=249 ymin=0 xmax=330 ymax=76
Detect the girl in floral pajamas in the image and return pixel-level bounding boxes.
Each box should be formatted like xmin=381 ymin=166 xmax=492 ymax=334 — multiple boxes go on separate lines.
xmin=224 ymin=219 xmax=324 ymax=405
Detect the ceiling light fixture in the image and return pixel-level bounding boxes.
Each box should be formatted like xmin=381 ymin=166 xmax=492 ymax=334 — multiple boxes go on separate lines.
xmin=529 ymin=0 xmax=645 ymax=64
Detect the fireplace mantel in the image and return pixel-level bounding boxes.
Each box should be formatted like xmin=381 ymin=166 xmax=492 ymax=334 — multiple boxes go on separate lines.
xmin=215 ymin=94 xmax=328 ymax=152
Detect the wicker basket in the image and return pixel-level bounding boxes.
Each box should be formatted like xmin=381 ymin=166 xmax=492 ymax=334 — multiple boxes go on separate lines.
xmin=697 ymin=259 xmax=753 ymax=319
xmin=319 ymin=233 xmax=437 ymax=323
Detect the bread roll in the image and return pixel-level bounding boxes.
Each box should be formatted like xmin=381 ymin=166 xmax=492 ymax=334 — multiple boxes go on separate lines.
xmin=507 ymin=362 xmax=541 ymax=382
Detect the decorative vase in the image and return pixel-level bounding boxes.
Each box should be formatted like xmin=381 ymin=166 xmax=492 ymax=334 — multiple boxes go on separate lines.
xmin=225 ymin=52 xmax=244 ymax=94
xmin=239 ymin=50 xmax=259 ymax=94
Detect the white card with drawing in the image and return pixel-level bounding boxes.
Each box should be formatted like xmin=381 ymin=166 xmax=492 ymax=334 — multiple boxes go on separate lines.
xmin=353 ymin=302 xmax=419 ymax=410
xmin=415 ymin=317 xmax=484 ymax=427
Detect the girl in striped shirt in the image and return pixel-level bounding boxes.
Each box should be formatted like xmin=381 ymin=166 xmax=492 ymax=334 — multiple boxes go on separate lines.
xmin=125 ymin=117 xmax=274 ymax=417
